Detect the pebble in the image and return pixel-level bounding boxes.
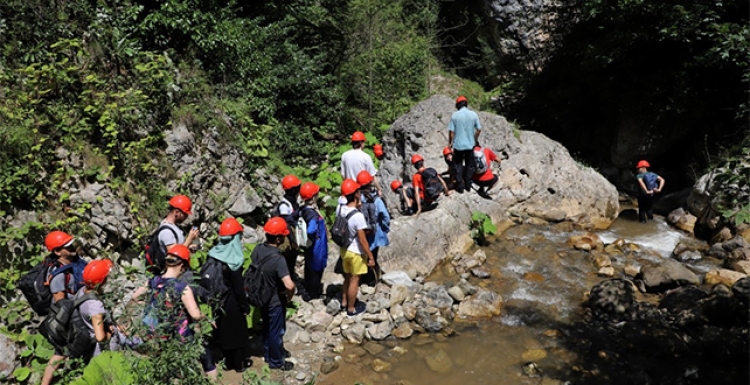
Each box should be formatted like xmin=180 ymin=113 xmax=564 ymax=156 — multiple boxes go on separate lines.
xmin=296 ymin=372 xmax=307 ymax=381
xmin=298 ymin=330 xmax=311 ymax=344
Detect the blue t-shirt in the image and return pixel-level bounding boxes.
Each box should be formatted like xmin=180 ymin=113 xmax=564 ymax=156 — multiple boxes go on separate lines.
xmin=448 ymin=107 xmax=482 ymax=151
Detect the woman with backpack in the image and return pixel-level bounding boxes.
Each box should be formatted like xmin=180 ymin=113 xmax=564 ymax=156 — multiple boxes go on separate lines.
xmin=635 ymin=160 xmax=665 ymax=223
xmin=298 ymin=182 xmax=329 ymax=301
xmin=357 ymin=171 xmax=390 ymax=286
xmin=131 ymin=244 xmax=218 ymax=379
xmin=205 ymin=218 xmax=251 ymax=372
xmin=41 ymin=259 xmax=113 ymax=385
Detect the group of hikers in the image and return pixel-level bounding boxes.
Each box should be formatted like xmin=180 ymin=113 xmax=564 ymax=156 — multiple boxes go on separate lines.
xmin=22 ymin=95 xmax=663 ymax=384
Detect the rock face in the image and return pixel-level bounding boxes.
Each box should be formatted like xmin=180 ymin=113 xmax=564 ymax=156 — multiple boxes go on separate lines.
xmin=378 ymin=96 xmax=619 ymax=275
xmin=0 ymin=334 xmax=17 ymax=378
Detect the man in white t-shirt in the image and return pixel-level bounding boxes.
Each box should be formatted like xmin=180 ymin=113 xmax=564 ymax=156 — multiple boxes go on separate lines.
xmin=340 ymin=131 xmax=383 ymax=197
xmin=338 ymin=179 xmax=375 ymax=317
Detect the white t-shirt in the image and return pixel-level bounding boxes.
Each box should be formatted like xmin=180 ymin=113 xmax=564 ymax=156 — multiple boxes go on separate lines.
xmin=338 ymin=205 xmax=368 ymax=255
xmin=157 ymin=221 xmax=185 ymax=254
xmin=341 ymin=149 xmax=377 ymax=180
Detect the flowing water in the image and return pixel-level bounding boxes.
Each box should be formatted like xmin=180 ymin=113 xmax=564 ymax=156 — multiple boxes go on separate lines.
xmin=320 ymin=215 xmax=716 ymax=385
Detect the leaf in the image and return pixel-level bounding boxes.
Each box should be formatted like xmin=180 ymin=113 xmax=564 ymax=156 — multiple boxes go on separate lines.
xmin=13 ymin=367 xmax=31 ymax=382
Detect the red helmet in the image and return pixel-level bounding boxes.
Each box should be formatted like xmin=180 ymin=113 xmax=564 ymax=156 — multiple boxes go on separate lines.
xmin=456 ymin=96 xmax=468 ymax=104
xmin=169 ymin=195 xmax=193 ymax=215
xmin=45 ymin=231 xmax=74 ymax=251
xmin=219 ymin=218 xmax=243 ymax=237
xmin=341 ymin=179 xmax=360 ymax=196
xmin=264 ymin=217 xmax=290 ymax=236
xmin=636 ymin=160 xmax=650 ymax=169
xmin=281 ymin=174 xmax=301 ymax=190
xmin=373 ymin=144 xmax=384 ymax=158
xmin=300 ymin=182 xmax=320 ymax=201
xmin=167 ymin=244 xmax=191 ymax=262
xmin=356 ymin=170 xmax=373 ymax=186
xmin=442 ymin=147 xmax=452 ymax=156
xmin=411 ymin=154 xmax=424 ymax=165
xmin=83 ymin=259 xmax=113 ymax=287
xmin=351 ymin=131 xmax=366 ymax=142
xmin=390 ymin=180 xmax=402 ymax=192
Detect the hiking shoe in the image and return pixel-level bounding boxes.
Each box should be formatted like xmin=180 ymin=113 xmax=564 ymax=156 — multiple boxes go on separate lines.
xmin=346 ymin=302 xmax=366 ymax=317
xmin=456 ymin=188 xmax=465 ymax=194
xmin=271 ymin=361 xmax=294 ymax=371
xmin=284 ymin=349 xmax=292 ymax=358
xmin=478 ymin=189 xmax=491 ymax=200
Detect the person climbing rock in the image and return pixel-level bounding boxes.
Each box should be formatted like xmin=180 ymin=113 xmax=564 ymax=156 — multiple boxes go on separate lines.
xmin=357 ymin=170 xmax=390 ymax=286
xmin=341 ymin=131 xmax=383 ymax=197
xmin=635 ymin=160 xmax=665 ymax=223
xmin=448 ymin=95 xmax=482 ymax=194
xmin=390 ymin=180 xmax=416 ymax=216
xmin=471 ymin=145 xmax=501 ymax=199
xmin=411 ymin=154 xmax=451 ymax=216
xmin=440 ymin=146 xmax=461 ymax=192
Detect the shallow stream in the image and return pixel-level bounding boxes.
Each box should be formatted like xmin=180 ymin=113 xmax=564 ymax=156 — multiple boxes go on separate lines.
xmin=321 ymin=214 xmax=713 ymax=385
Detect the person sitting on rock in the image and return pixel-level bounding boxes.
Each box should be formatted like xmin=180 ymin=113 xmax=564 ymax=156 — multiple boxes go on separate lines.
xmin=390 ymin=180 xmax=415 ymax=216
xmin=471 ymin=145 xmax=501 ymax=199
xmin=411 ymin=154 xmax=451 ymax=216
xmin=635 ymin=160 xmax=665 ymax=223
xmin=440 ymin=146 xmax=461 ymax=192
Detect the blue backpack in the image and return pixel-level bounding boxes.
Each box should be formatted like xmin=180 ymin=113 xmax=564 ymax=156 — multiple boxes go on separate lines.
xmin=305 ymin=211 xmax=329 ymax=272
xmin=643 ymin=172 xmax=659 ymax=190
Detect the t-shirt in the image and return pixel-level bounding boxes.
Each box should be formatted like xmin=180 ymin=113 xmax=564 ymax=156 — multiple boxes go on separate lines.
xmin=448 ymin=107 xmax=482 ymax=151
xmin=50 ymin=269 xmax=76 ymax=299
xmin=158 ymin=221 xmax=184 ymax=254
xmin=412 ymin=170 xmax=426 ymax=200
xmin=74 ymin=288 xmax=108 ymax=338
xmin=341 ymin=149 xmax=377 ymax=180
xmin=252 ymin=244 xmax=291 ymax=308
xmin=637 ymin=171 xmax=660 ymax=193
xmin=338 ymin=205 xmax=368 ymax=255
xmin=472 ymin=148 xmax=498 ymax=182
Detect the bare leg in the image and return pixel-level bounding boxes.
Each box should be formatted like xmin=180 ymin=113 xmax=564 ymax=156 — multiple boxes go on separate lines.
xmin=346 ymin=274 xmax=360 ymax=313
xmin=342 ymin=274 xmax=350 ymax=309
xmin=42 ymin=354 xmax=66 ymax=385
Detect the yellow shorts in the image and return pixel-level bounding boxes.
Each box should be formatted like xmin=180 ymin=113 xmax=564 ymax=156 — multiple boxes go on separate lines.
xmin=341 ymin=249 xmax=367 ymax=276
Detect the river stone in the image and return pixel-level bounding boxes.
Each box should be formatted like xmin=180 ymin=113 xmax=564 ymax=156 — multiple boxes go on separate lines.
xmin=674 ymin=250 xmax=702 ymax=262
xmin=326 ymin=299 xmax=342 ymax=315
xmin=587 ymin=279 xmax=635 ymax=321
xmin=675 ymin=213 xmax=698 ymax=234
xmin=0 ymin=334 xmax=17 ymax=378
xmin=709 ymin=236 xmax=750 ymax=259
xmin=624 ymin=264 xmax=641 ymax=277
xmin=298 ymin=330 xmax=311 ymax=344
xmin=382 ymin=271 xmax=414 ymax=286
xmin=730 ymin=260 xmax=750 ymax=275
xmin=522 ymin=349 xmax=548 ymax=361
xmin=732 ymin=277 xmax=750 ymax=305
xmin=522 ymin=272 xmax=545 ymax=283
xmin=361 ymin=285 xmax=376 ymax=295
xmin=471 ymin=267 xmax=491 ymax=279
xmin=362 ymin=309 xmax=390 ymax=323
xmin=458 ymin=289 xmax=503 ymax=318
xmin=424 ymin=349 xmax=453 ymax=374
xmin=366 ymin=300 xmax=383 ymax=314
xmin=372 ymin=358 xmax=392 ymax=373
xmin=363 ymin=341 xmax=385 ymax=356
xmin=308 ymin=312 xmax=334 ymax=332
xmin=320 ymin=359 xmax=339 ymax=374
xmin=392 ymin=323 xmax=414 ymax=339
xmin=458 ymin=279 xmax=478 ymax=295
xmin=367 ymin=320 xmax=393 ymax=341
xmin=415 ymin=308 xmax=443 ymax=332
xmin=448 ymin=286 xmax=465 ymax=301
xmin=402 ymin=303 xmax=417 ymax=320
xmin=592 ymin=251 xmax=612 ymax=268
xmin=704 ymin=269 xmax=746 ymax=287
xmin=343 ymin=323 xmax=366 ymax=344
xmin=390 ymin=304 xmax=406 ymax=325
xmin=640 ymin=258 xmax=700 ymax=292
xmin=597 ymin=266 xmax=615 ymax=277
xmin=424 ymin=286 xmax=454 ymax=310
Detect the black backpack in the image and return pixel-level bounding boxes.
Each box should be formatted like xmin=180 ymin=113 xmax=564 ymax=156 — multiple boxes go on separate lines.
xmin=39 ymin=293 xmax=98 ymax=352
xmin=19 ymin=258 xmax=60 ymax=316
xmin=199 ymin=257 xmax=229 ymax=306
xmin=243 ymin=245 xmax=278 ymax=308
xmin=330 ymin=209 xmax=359 ymax=247
xmin=360 ymin=191 xmax=378 ymax=231
xmin=143 ymin=225 xmax=178 ymax=275
xmin=419 ymin=168 xmax=444 ymax=200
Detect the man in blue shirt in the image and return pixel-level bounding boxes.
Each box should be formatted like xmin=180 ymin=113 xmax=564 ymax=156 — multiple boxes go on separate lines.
xmin=448 ymin=95 xmax=482 ymax=194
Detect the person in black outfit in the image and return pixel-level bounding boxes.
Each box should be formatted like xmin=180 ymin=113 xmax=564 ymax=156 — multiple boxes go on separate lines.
xmin=207 ymin=218 xmax=251 ymax=372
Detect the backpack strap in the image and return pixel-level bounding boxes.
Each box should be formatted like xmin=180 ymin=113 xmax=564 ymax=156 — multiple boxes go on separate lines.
xmin=73 ymin=292 xmax=99 ymax=309
xmin=345 ymin=209 xmax=359 ymax=220
xmin=156 ymin=225 xmax=179 ymax=245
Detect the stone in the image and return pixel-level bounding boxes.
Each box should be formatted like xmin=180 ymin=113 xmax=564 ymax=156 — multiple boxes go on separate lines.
xmin=366 ymin=300 xmax=383 ymax=314
xmin=675 ymin=213 xmax=698 ymax=234
xmin=471 ymin=267 xmax=491 ymax=279
xmin=568 ymin=233 xmax=604 ymax=252
xmin=342 ymin=323 xmax=366 ymax=344
xmin=392 ymin=323 xmax=414 ymax=339
xmin=423 ymin=286 xmax=454 ymax=310
xmin=732 ymin=277 xmax=750 ymax=305
xmin=640 ymin=258 xmax=700 ymax=292
xmin=667 ymin=207 xmax=687 ymax=224
xmin=624 ymin=264 xmax=640 ymax=277
xmin=415 ymin=309 xmax=443 ymax=332
xmin=704 ymin=269 xmax=746 ymax=287
xmin=319 ymin=360 xmax=339 ymax=374
xmin=326 ymin=299 xmax=342 ymax=315
xmin=363 ymin=341 xmax=386 ymax=356
xmin=522 ymin=349 xmax=548 ymax=361
xmin=307 ymin=312 xmax=334 ymax=333
xmin=424 ymin=349 xmax=453 ymax=374
xmin=402 ymin=303 xmax=417 ymax=320
xmin=730 ymin=260 xmax=750 ymax=275
xmin=362 ymin=309 xmax=390 ymax=323
xmin=597 ymin=266 xmax=615 ymax=277
xmin=367 ymin=320 xmax=393 ymax=341
xmin=0 ymin=334 xmax=17 ymax=378
xmin=296 ymin=372 xmax=307 ymax=381
xmin=311 ymin=332 xmax=325 ymax=343
xmin=447 ymin=286 xmax=465 ymax=301
xmin=522 ymin=272 xmax=545 ymax=283
xmin=298 ymin=330 xmax=311 ymax=344
xmin=227 ymin=189 xmax=262 ymax=217
xmin=457 ymin=289 xmax=503 ymax=318
xmin=361 ymin=285 xmax=376 ymax=295
xmin=371 ymin=358 xmax=392 ymax=373
xmin=382 ymin=271 xmax=414 ymax=286
xmin=587 ymin=279 xmax=636 ymax=322
xmin=458 ymin=279 xmax=478 ymax=295
xmin=674 ymin=250 xmax=702 ymax=263
xmin=591 ymin=251 xmax=612 ymax=268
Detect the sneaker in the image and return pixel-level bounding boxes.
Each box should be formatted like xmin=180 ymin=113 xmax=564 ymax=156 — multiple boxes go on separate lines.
xmin=478 ymin=189 xmax=491 ymax=199
xmin=346 ymin=302 xmax=366 ymax=317
xmin=271 ymin=361 xmax=294 ymax=371
xmin=456 ymin=188 xmax=465 ymax=194
xmin=284 ymin=349 xmax=292 ymax=359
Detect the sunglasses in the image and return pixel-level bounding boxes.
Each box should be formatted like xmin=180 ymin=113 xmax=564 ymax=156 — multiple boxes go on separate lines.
xmin=63 ymin=244 xmax=77 ymax=252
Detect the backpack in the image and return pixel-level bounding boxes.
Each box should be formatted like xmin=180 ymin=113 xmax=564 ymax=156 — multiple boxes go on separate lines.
xmin=296 ymin=215 xmax=309 ymax=248
xmin=143 ymin=225 xmax=179 ymax=275
xmin=330 ymin=209 xmax=360 ymax=248
xmin=243 ymin=246 xmax=277 ymax=308
xmin=419 ymin=168 xmax=444 ymax=200
xmin=473 ymin=147 xmax=488 ymax=175
xmin=271 ymin=198 xmax=293 ymax=218
xmin=643 ymin=172 xmax=659 ymax=190
xmin=142 ymin=277 xmax=190 ymax=337
xmin=307 ymin=215 xmax=329 ymax=272
xmin=19 ymin=258 xmax=60 ymax=316
xmin=198 ymin=257 xmax=230 ymax=306
xmin=39 ymin=292 xmax=98 ymax=351
xmin=360 ymin=191 xmax=378 ymax=231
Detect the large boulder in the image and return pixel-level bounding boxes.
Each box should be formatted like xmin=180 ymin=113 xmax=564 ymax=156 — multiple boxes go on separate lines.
xmin=640 ymin=258 xmax=701 ymax=292
xmin=377 ymin=96 xmax=619 ymax=275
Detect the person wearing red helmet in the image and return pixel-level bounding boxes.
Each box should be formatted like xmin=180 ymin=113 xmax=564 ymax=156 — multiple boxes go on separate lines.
xmin=337 ymin=179 xmax=374 ymax=317
xmin=298 ymin=182 xmax=329 ymax=301
xmin=411 ymin=154 xmax=451 ymax=215
xmin=390 ymin=179 xmax=416 ymax=215
xmin=43 ymin=231 xmax=88 ymax=303
xmin=204 ymin=218 xmax=251 ymax=372
xmin=341 ymin=131 xmax=383 ymax=197
xmin=635 ymin=160 xmax=665 ymax=223
xmin=471 ymin=145 xmax=502 ymax=199
xmin=448 ymin=95 xmax=482 ymax=194
xmin=440 ymin=146 xmax=461 ymax=192
xmin=150 ymin=195 xmax=200 ymax=273
xmin=274 ymin=174 xmax=304 ymax=292
xmin=131 ymin=244 xmax=217 ymax=378
xmin=246 ymin=217 xmax=296 ymax=371
xmin=357 ymin=171 xmax=390 ymax=286
xmin=41 ymin=259 xmax=109 ymax=385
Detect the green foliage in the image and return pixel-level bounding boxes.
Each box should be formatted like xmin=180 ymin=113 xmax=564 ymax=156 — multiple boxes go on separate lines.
xmin=10 ymin=333 xmax=54 ymax=383
xmin=470 ymin=211 xmax=497 ymax=246
xmin=242 ymin=366 xmax=283 ymax=385
xmin=712 ymin=136 xmax=750 ymax=226
xmin=69 ymin=351 xmax=133 ymax=385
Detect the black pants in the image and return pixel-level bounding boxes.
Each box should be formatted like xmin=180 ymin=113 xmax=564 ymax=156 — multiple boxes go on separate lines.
xmin=453 ymin=149 xmax=475 ymax=192
xmin=303 ymin=254 xmax=323 ymax=300
xmin=638 ymin=194 xmax=655 ymax=222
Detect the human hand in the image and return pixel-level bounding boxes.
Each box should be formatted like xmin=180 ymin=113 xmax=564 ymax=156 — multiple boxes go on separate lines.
xmin=654 ymin=188 xmax=661 ymax=193
xmin=188 ymin=227 xmax=200 ymax=240
xmin=367 ymin=258 xmax=375 ymax=267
